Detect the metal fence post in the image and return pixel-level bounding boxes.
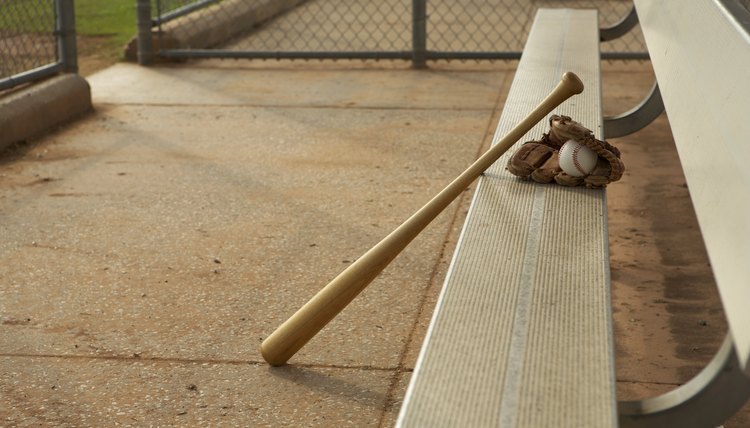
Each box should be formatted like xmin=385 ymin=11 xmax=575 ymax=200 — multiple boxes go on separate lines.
xmin=56 ymin=0 xmax=78 ymax=73
xmin=412 ymin=0 xmax=427 ymax=68
xmin=137 ymin=0 xmax=154 ymax=65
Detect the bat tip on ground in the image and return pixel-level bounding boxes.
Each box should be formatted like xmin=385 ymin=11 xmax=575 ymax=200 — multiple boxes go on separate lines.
xmin=260 ymin=340 xmax=289 ymax=367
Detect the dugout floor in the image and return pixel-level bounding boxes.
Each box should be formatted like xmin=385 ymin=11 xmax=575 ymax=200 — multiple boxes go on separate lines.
xmin=1 ymin=59 xmax=747 ymax=426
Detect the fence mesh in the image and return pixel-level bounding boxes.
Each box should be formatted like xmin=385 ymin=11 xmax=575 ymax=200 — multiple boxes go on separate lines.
xmin=152 ymin=0 xmax=645 ymax=59
xmin=0 ymin=0 xmax=58 ymax=81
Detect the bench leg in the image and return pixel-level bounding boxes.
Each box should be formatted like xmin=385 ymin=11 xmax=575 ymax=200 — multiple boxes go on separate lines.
xmin=600 ymin=6 xmax=639 ymax=42
xmin=600 ymin=6 xmax=649 ymax=60
xmin=603 ymin=82 xmax=664 ymax=139
xmin=618 ymin=334 xmax=750 ymax=428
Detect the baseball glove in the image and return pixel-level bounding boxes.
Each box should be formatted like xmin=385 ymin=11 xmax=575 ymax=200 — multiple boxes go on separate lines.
xmin=506 ymin=115 xmax=624 ymax=188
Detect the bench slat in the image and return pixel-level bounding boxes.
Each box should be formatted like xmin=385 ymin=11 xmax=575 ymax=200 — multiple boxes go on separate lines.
xmin=634 ymin=0 xmax=750 ymax=374
xmin=397 ymin=9 xmax=616 ymax=427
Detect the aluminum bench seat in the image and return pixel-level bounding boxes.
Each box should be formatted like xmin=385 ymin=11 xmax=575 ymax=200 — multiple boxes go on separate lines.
xmin=397 ymin=9 xmax=616 ymax=428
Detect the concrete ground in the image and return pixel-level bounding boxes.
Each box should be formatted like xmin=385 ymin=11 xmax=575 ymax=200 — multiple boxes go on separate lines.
xmin=0 ymin=60 xmax=510 ymax=426
xmin=1 ymin=58 xmax=748 ymax=426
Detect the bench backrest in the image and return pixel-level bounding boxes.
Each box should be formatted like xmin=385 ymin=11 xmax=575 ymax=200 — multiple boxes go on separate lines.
xmin=634 ymin=0 xmax=750 ymax=374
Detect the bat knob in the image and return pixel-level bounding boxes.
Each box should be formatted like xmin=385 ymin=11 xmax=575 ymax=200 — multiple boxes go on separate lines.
xmin=561 ymin=72 xmax=584 ymax=95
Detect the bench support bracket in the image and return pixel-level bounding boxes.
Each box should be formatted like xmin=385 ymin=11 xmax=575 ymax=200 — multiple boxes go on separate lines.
xmin=603 ymin=82 xmax=663 ymax=139
xmin=619 ymin=334 xmax=750 ymax=428
xmin=600 ymin=7 xmax=640 ymax=42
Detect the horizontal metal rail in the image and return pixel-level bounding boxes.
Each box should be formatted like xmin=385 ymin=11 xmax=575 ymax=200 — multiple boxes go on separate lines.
xmin=153 ymin=0 xmax=220 ymax=26
xmin=158 ymin=49 xmax=525 ymax=60
xmin=159 ymin=50 xmax=413 ymax=60
xmin=602 ymin=52 xmax=649 ymax=60
xmin=0 ymin=63 xmax=64 ymax=92
xmin=158 ymin=49 xmax=647 ymax=62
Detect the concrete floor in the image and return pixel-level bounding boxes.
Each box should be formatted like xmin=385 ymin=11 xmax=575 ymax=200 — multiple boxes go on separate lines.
xmin=0 ymin=61 xmax=512 ymax=426
xmin=0 ymin=58 xmax=747 ymax=427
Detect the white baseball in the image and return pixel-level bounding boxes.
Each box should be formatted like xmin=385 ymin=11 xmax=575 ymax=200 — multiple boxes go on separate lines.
xmin=559 ymin=140 xmax=597 ymax=177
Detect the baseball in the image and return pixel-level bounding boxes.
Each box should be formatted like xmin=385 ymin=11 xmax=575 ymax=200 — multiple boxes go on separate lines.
xmin=559 ymin=140 xmax=597 ymax=177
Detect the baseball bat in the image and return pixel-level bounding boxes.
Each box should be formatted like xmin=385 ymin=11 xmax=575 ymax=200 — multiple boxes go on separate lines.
xmin=261 ymin=72 xmax=584 ymax=366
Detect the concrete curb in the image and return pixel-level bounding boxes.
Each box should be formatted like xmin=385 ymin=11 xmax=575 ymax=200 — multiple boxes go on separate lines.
xmin=124 ymin=0 xmax=308 ymax=61
xmin=0 ymin=74 xmax=92 ymax=151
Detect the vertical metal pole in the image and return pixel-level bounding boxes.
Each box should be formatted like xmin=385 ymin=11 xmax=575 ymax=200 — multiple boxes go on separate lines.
xmin=56 ymin=0 xmax=78 ymax=73
xmin=136 ymin=0 xmax=154 ymax=65
xmin=412 ymin=0 xmax=427 ymax=69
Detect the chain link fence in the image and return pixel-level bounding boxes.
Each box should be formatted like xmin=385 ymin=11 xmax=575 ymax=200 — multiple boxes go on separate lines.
xmin=0 ymin=0 xmax=78 ymax=92
xmin=139 ymin=0 xmax=645 ymax=64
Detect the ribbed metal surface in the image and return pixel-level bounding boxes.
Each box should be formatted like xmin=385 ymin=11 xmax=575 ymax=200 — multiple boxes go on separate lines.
xmin=397 ymin=9 xmax=616 ymax=427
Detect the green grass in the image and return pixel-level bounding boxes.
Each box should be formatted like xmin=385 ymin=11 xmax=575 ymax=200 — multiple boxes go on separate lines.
xmin=0 ymin=0 xmax=136 ymax=60
xmin=75 ymin=0 xmax=137 ymax=49
xmin=1 ymin=0 xmax=136 ymax=46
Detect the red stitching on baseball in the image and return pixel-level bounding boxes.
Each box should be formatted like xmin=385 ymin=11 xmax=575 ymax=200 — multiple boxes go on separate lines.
xmin=572 ymin=144 xmax=587 ymax=175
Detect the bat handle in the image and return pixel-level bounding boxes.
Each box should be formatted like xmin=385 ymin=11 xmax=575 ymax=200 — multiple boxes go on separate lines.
xmin=260 ymin=72 xmax=583 ymax=366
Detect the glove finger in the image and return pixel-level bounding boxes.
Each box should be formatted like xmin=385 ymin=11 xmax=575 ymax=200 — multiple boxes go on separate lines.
xmin=588 ymin=158 xmax=611 ymax=177
xmin=507 ymin=143 xmax=555 ymax=178
xmin=584 ymin=175 xmax=610 ymax=188
xmin=554 ymin=172 xmax=585 ymax=187
xmin=530 ymin=151 xmax=561 ymax=183
xmin=607 ymin=157 xmax=625 ymax=182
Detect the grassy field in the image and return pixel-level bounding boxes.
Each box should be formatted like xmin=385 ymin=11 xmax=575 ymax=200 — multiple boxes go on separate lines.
xmin=0 ymin=0 xmax=136 ymax=47
xmin=0 ymin=0 xmax=136 ymax=67
xmin=76 ymin=0 xmax=137 ymax=52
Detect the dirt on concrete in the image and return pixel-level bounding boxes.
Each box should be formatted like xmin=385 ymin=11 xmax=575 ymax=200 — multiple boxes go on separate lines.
xmin=76 ymin=36 xmax=124 ymax=77
xmin=602 ymin=62 xmax=750 ymax=426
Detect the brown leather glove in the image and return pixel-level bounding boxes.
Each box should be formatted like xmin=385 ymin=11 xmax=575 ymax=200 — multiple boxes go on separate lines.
xmin=506 ymin=115 xmax=624 ymax=188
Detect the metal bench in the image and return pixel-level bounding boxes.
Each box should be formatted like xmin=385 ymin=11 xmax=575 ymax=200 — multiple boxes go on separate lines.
xmin=397 ymin=9 xmax=616 ymax=427
xmin=399 ymin=2 xmax=750 ymax=427
xmin=615 ymin=1 xmax=750 ymax=426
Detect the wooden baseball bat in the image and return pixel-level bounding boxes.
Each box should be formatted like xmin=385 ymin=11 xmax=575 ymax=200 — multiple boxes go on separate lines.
xmin=261 ymin=72 xmax=584 ymax=366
